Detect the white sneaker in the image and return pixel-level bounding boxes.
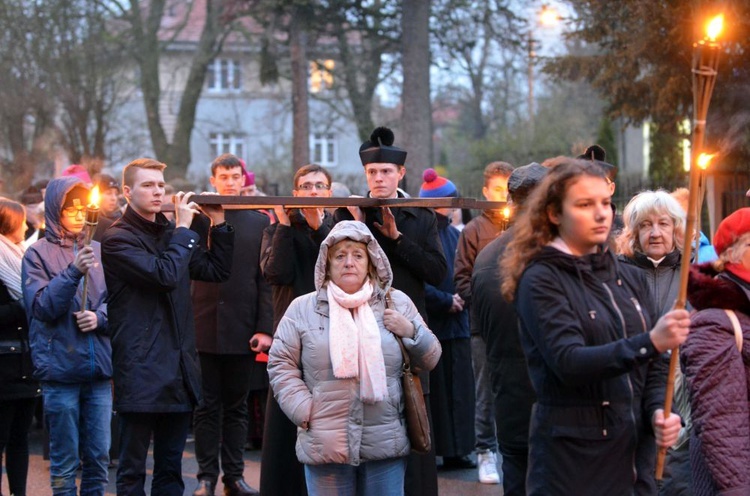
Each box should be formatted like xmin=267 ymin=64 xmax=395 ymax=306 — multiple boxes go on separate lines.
xmin=477 ymin=451 xmax=500 ymax=484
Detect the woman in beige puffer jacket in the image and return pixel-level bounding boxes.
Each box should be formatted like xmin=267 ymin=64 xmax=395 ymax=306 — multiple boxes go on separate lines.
xmin=268 ymin=220 xmax=441 ymax=495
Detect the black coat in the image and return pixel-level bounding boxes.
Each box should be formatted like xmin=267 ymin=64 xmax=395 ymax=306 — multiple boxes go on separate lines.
xmin=515 ymin=246 xmax=666 ymax=496
xmin=259 ymin=210 xmax=329 ymax=496
xmin=0 ymin=280 xmax=39 ymax=400
xmin=619 ymin=250 xmax=682 ymax=317
xmin=471 ymin=227 xmax=535 ymax=452
xmin=333 ymin=199 xmax=447 ymax=320
xmin=192 ymin=210 xmax=273 ymax=353
xmin=101 ymin=207 xmax=234 ymax=413
xmin=260 ymin=210 xmax=332 ymax=332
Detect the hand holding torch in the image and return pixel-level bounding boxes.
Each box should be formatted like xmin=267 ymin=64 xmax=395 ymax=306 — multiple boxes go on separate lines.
xmin=655 ymin=14 xmax=723 ymax=480
xmin=81 ymin=186 xmax=100 ymax=312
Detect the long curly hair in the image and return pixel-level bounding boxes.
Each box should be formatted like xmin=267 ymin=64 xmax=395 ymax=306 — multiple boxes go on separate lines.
xmin=500 ymin=158 xmax=608 ymax=301
xmin=615 ymin=190 xmax=686 ymax=257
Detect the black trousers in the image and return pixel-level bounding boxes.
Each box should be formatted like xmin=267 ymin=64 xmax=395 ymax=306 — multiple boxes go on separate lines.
xmin=404 ymin=394 xmax=438 ymax=496
xmin=259 ymin=389 xmax=307 ymax=495
xmin=0 ymin=397 xmax=37 ymax=496
xmin=117 ymin=411 xmax=192 ymax=496
xmin=193 ymin=353 xmax=255 ymax=484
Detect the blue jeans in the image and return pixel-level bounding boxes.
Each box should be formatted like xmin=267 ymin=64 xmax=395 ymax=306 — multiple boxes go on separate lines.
xmin=471 ymin=334 xmax=497 ymax=452
xmin=305 ymin=458 xmax=406 ymax=496
xmin=43 ymin=381 xmax=112 ymax=496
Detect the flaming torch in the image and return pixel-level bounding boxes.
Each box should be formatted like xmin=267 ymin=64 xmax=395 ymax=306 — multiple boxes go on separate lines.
xmin=81 ymin=186 xmax=100 ymax=312
xmin=655 ymin=14 xmax=723 ymax=480
xmin=695 ymin=152 xmax=716 ymax=246
xmin=502 ymin=205 xmax=512 ymax=230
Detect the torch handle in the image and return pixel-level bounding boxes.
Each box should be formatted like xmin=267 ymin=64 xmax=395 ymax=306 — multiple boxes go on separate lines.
xmin=81 ymin=275 xmax=89 ymax=313
xmin=654 ymin=348 xmax=679 ymax=479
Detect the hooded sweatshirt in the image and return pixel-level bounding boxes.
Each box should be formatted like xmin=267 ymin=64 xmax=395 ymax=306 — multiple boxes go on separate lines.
xmin=21 ymin=176 xmax=111 ymax=383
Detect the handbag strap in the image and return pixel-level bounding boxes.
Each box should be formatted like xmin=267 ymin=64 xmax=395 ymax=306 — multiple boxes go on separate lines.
xmin=724 ymin=309 xmax=743 ymax=352
xmin=385 ymin=289 xmax=412 ymax=370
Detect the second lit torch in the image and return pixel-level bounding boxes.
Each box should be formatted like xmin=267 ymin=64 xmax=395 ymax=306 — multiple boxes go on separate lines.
xmin=81 ymin=186 xmax=100 ymax=312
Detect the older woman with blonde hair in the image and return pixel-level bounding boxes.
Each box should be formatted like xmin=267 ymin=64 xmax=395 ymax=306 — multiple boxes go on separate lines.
xmin=268 ymin=220 xmax=441 ymax=496
xmin=682 ymin=207 xmax=750 ymax=495
xmin=616 ymin=190 xmax=692 ymax=494
xmin=616 ymin=190 xmax=686 ymax=314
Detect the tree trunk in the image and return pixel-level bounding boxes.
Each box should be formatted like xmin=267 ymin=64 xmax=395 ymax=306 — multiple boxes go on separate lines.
xmin=400 ymin=0 xmax=433 ymax=195
xmin=289 ymin=13 xmax=310 ymax=171
xmin=129 ymin=0 xmax=230 ymax=179
xmin=335 ymin=28 xmax=377 ymax=142
xmin=129 ymin=0 xmax=170 ymax=163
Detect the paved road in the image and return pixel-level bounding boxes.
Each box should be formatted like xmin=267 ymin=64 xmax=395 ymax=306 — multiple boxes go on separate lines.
xmin=9 ymin=425 xmax=504 ymax=495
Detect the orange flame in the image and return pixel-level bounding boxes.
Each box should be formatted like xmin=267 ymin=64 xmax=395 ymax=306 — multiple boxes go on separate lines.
xmin=706 ymin=14 xmax=724 ymax=41
xmin=88 ymin=186 xmax=101 ymax=208
xmin=502 ymin=206 xmax=512 ymax=220
xmin=697 ymin=153 xmax=716 ymax=170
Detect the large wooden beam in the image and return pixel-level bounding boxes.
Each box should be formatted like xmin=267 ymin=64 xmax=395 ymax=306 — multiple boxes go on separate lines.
xmin=171 ymin=195 xmax=505 ymax=210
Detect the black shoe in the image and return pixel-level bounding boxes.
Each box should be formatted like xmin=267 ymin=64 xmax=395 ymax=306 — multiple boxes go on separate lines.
xmin=223 ymin=479 xmax=259 ymax=496
xmin=441 ymin=455 xmax=477 ymax=470
xmin=193 ymin=479 xmax=215 ymax=496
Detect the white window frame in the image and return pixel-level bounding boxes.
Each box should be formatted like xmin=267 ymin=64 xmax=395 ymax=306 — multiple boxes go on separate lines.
xmin=209 ymin=133 xmax=245 ymax=160
xmin=310 ymin=133 xmax=337 ymax=167
xmin=206 ymin=58 xmax=242 ymax=92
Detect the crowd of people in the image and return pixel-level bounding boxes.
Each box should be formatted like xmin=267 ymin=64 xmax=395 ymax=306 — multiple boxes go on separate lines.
xmin=0 ymin=127 xmax=749 ymax=496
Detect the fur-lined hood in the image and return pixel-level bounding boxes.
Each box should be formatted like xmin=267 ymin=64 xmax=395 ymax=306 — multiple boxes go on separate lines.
xmin=688 ymin=263 xmax=750 ymax=314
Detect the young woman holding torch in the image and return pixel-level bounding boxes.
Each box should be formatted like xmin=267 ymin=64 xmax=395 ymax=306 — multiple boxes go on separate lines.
xmin=500 ymin=158 xmax=689 ymax=495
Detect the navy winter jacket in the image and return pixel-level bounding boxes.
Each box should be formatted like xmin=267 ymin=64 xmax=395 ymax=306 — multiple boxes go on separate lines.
xmin=102 ymin=206 xmax=234 ymax=412
xmin=424 ymin=213 xmax=469 ymax=340
xmin=22 ymin=176 xmax=111 ymax=384
xmin=515 ymin=246 xmax=666 ymax=495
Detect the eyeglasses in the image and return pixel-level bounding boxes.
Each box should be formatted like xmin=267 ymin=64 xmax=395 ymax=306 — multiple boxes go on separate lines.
xmin=296 ymin=182 xmax=330 ymax=191
xmin=62 ymin=207 xmax=86 ymax=218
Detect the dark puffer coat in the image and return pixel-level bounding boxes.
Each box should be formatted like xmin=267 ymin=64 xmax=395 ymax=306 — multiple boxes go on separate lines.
xmin=682 ymin=264 xmax=750 ymax=496
xmin=619 ymin=250 xmax=681 ymax=317
xmin=515 ymin=246 xmax=666 ymax=496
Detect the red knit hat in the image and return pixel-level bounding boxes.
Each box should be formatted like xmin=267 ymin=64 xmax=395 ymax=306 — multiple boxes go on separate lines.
xmin=713 ymin=207 xmax=750 ymax=256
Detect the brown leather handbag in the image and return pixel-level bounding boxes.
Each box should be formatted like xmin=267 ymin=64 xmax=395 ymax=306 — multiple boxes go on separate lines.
xmin=386 ymin=290 xmax=431 ymax=454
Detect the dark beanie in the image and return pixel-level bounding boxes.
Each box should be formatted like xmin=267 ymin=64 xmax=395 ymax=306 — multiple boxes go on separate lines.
xmin=359 ymin=127 xmax=407 ymax=166
xmin=508 ymin=162 xmax=548 ymax=205
xmin=62 ymin=185 xmax=90 ymax=210
xmin=94 ymin=173 xmax=119 ymax=192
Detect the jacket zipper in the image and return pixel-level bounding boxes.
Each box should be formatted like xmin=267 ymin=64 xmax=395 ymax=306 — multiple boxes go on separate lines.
xmin=630 ymin=298 xmax=648 ymax=333
xmin=601 ymin=282 xmax=638 ymax=481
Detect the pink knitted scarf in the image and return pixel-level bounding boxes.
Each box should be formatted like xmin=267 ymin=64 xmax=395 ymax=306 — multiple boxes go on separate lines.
xmin=327 ymin=280 xmax=387 ymax=404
